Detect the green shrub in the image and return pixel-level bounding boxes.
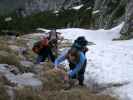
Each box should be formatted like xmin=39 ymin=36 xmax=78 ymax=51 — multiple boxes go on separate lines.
xmin=0 ymin=9 xmax=93 ymax=33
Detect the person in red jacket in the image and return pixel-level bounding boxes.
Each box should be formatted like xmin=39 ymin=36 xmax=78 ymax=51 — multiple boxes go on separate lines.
xmin=32 ymin=37 xmax=55 ymax=64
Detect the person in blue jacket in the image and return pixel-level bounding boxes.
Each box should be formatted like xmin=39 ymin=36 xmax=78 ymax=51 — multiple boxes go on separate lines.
xmin=54 ymin=47 xmax=86 ymax=85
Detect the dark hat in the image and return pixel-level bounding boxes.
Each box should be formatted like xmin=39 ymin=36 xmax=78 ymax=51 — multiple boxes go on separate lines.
xmin=75 ymin=36 xmax=89 ymax=46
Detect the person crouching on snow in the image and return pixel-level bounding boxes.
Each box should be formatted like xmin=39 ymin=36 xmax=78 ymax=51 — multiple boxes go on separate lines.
xmin=54 ymin=47 xmax=86 ymax=86
xmin=32 ymin=37 xmax=55 ymax=64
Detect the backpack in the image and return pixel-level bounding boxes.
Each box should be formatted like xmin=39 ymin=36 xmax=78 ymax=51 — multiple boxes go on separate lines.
xmin=48 ymin=30 xmax=58 ymax=41
xmin=32 ymin=37 xmax=49 ymax=54
xmin=47 ymin=30 xmax=58 ymax=48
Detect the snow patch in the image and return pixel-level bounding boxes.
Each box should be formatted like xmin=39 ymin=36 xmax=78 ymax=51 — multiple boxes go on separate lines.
xmin=56 ymin=22 xmax=133 ymax=100
xmin=36 ymin=28 xmax=50 ymax=33
xmin=72 ymin=4 xmax=83 ymax=10
xmin=92 ymin=10 xmax=100 ymax=14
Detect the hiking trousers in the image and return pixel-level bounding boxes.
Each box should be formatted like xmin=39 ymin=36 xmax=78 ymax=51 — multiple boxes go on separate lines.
xmin=69 ymin=59 xmax=87 ymax=85
xmin=36 ymin=46 xmax=55 ymax=64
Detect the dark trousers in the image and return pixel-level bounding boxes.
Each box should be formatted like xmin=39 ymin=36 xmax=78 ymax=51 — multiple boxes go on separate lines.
xmin=36 ymin=46 xmax=55 ymax=64
xmin=69 ymin=59 xmax=87 ymax=85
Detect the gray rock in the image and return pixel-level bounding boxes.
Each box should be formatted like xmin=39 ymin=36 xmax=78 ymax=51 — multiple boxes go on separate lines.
xmin=11 ymin=73 xmax=42 ymax=89
xmin=0 ymin=64 xmax=42 ymax=89
xmin=20 ymin=61 xmax=34 ymax=72
xmin=92 ymin=0 xmax=133 ymax=38
xmin=20 ymin=61 xmax=33 ymax=67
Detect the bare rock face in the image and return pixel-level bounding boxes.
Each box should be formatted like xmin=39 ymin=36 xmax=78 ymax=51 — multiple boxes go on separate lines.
xmin=92 ymin=0 xmax=126 ymax=29
xmin=0 ymin=64 xmax=42 ymax=89
xmin=0 ymin=0 xmax=81 ymax=15
xmin=24 ymin=0 xmax=81 ymax=16
xmin=92 ymin=0 xmax=133 ymax=38
xmin=120 ymin=0 xmax=133 ymax=38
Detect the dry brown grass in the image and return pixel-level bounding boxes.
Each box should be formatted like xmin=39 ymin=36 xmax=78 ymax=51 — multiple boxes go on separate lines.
xmin=23 ymin=49 xmax=37 ymax=62
xmin=16 ymin=38 xmax=28 ymax=47
xmin=0 ymin=83 xmax=9 ymax=100
xmin=41 ymin=87 xmax=117 ymax=100
xmin=0 ymin=51 xmax=20 ymax=66
xmin=0 ymin=74 xmax=12 ymax=86
xmin=0 ymin=41 xmax=12 ymax=52
xmin=42 ymin=62 xmax=54 ymax=71
xmin=41 ymin=69 xmax=69 ymax=91
xmin=39 ymin=63 xmax=117 ymax=100
xmin=15 ymin=87 xmax=44 ymax=100
xmin=12 ymin=85 xmax=117 ymax=100
xmin=0 ymin=37 xmax=25 ymax=71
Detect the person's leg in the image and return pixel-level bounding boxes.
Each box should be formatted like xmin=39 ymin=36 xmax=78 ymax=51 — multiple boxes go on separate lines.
xmin=78 ymin=74 xmax=84 ymax=86
xmin=69 ymin=62 xmax=76 ymax=70
xmin=80 ymin=59 xmax=87 ymax=74
xmin=35 ymin=55 xmax=45 ymax=64
xmin=39 ymin=47 xmax=51 ymax=63
xmin=78 ymin=59 xmax=87 ymax=86
xmin=47 ymin=47 xmax=55 ymax=63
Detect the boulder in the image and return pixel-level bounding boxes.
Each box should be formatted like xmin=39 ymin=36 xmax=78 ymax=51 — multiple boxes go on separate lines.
xmin=20 ymin=61 xmax=34 ymax=72
xmin=0 ymin=64 xmax=42 ymax=89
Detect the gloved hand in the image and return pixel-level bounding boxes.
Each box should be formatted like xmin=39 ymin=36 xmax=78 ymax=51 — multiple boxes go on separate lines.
xmin=64 ymin=74 xmax=69 ymax=81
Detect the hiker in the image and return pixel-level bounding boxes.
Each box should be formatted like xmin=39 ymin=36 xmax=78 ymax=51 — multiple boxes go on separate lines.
xmin=32 ymin=37 xmax=55 ymax=64
xmin=47 ymin=29 xmax=62 ymax=56
xmin=54 ymin=36 xmax=89 ymax=85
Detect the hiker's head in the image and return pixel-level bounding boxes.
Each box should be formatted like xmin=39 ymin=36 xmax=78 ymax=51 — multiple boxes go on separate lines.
xmin=75 ymin=36 xmax=88 ymax=47
xmin=67 ymin=48 xmax=80 ymax=63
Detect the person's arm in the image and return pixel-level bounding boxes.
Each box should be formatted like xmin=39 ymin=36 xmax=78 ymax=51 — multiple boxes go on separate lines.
xmin=54 ymin=50 xmax=68 ymax=68
xmin=68 ymin=52 xmax=86 ymax=77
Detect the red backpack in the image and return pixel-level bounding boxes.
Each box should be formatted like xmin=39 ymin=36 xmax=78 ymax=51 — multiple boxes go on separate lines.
xmin=32 ymin=37 xmax=49 ymax=54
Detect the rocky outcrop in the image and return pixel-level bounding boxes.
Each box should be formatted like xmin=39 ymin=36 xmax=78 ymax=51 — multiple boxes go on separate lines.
xmin=91 ymin=0 xmax=133 ymax=38
xmin=120 ymin=0 xmax=133 ymax=38
xmin=92 ymin=0 xmax=126 ymax=29
xmin=0 ymin=0 xmax=81 ymax=16
xmin=0 ymin=64 xmax=42 ymax=88
xmin=24 ymin=0 xmax=133 ymax=37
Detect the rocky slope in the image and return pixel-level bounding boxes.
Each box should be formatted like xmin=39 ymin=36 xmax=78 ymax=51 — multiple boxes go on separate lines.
xmin=92 ymin=0 xmax=133 ymax=38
